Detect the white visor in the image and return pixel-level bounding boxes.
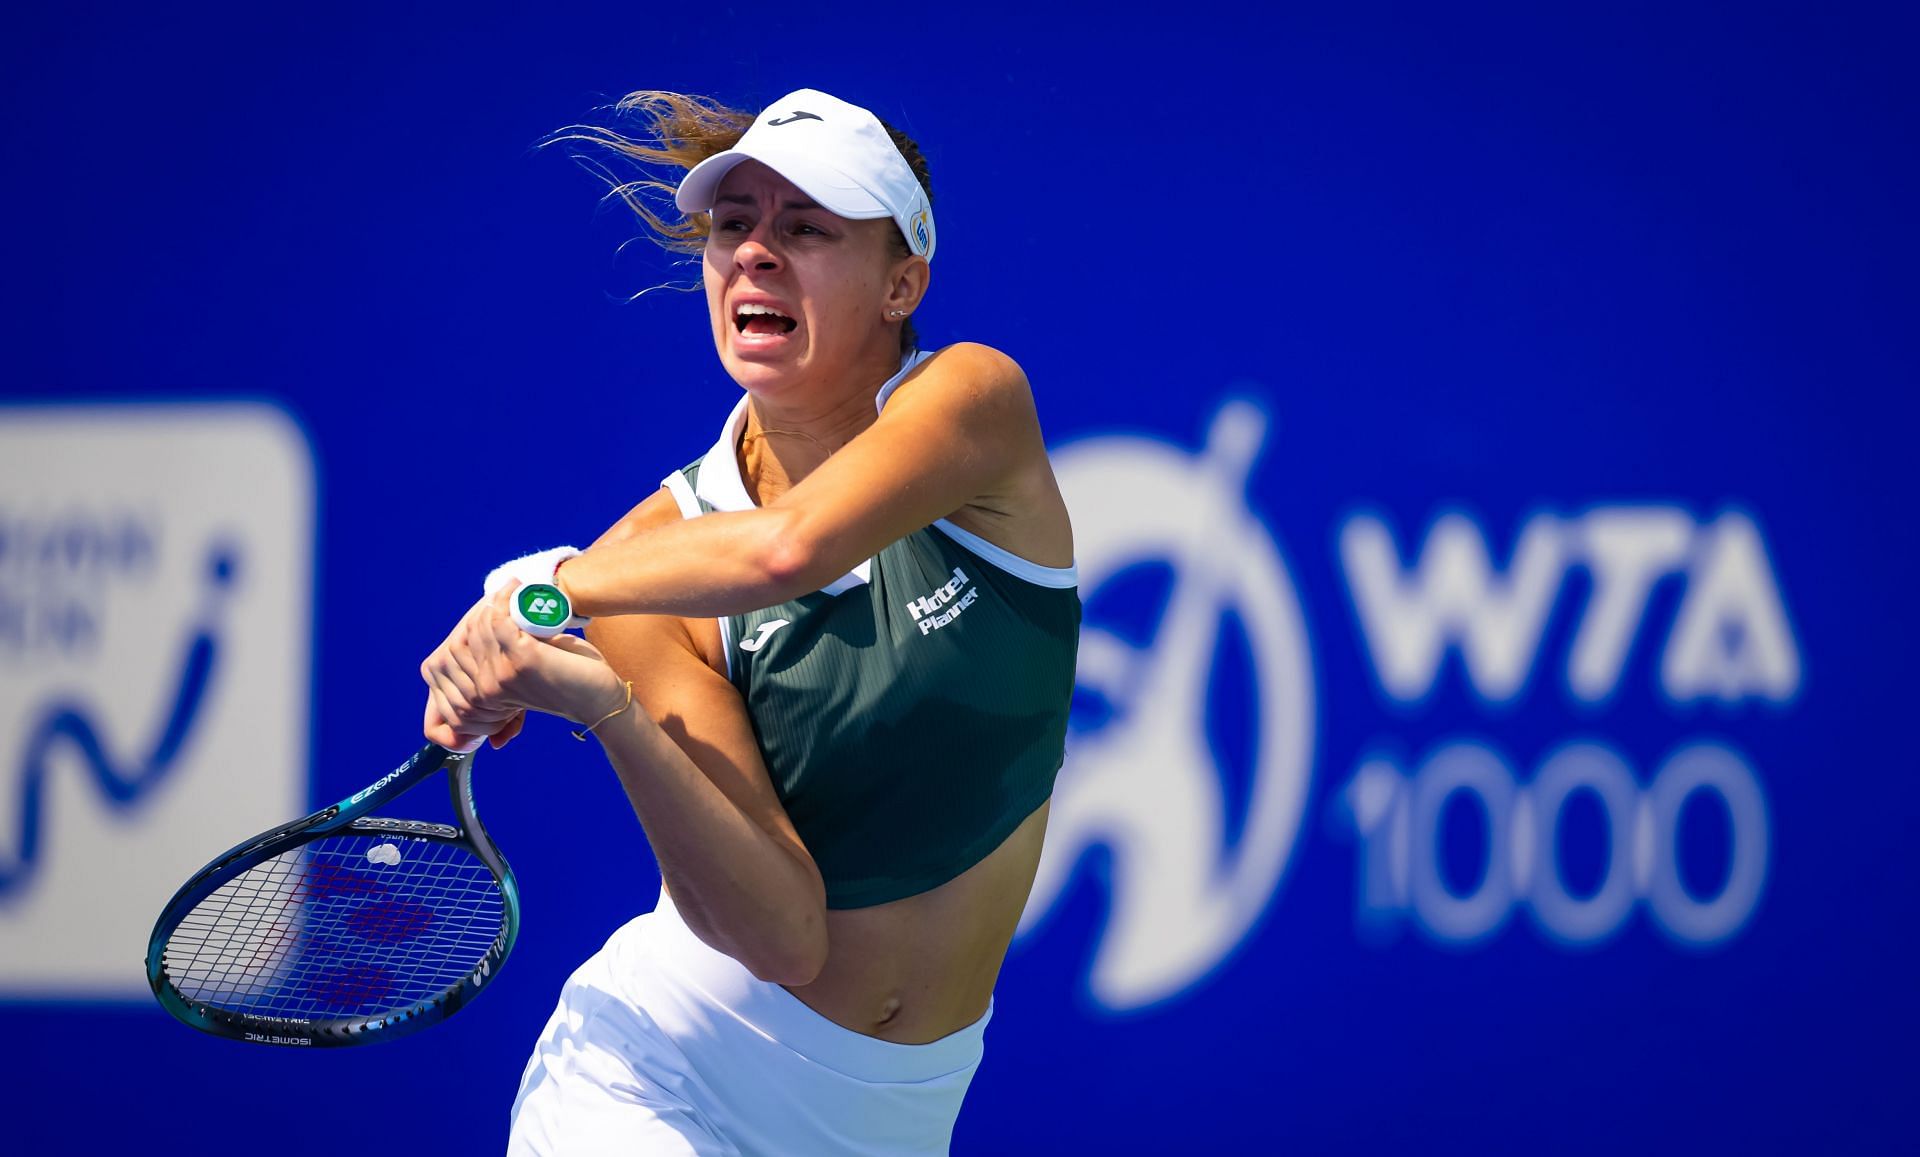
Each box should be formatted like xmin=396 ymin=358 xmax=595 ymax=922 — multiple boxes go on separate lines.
xmin=675 ymin=88 xmax=935 ymax=261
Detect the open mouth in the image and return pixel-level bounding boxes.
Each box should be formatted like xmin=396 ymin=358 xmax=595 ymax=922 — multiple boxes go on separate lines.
xmin=735 ymin=303 xmax=797 ymax=336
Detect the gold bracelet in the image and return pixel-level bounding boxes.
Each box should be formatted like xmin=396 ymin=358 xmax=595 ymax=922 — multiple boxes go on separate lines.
xmin=572 ymin=680 xmax=633 ymax=741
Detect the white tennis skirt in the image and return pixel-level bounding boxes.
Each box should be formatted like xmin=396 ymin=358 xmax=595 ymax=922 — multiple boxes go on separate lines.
xmin=507 ymin=890 xmax=992 ymax=1156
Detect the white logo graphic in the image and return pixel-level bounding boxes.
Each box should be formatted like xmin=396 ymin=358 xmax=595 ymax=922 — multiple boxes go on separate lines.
xmin=905 ymin=566 xmax=979 ymax=635
xmin=1332 ymin=504 xmax=1792 ymax=949
xmin=1339 ymin=507 xmax=1801 ymax=707
xmin=738 ymin=619 xmax=791 ymax=652
xmin=1018 ymin=401 xmax=1317 ymax=1011
xmin=0 ymin=405 xmax=313 ymax=998
xmin=1342 ymin=739 xmax=1771 ymax=948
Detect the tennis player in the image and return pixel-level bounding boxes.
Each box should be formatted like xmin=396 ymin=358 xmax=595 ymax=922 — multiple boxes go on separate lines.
xmin=420 ymin=87 xmax=1079 ymax=1155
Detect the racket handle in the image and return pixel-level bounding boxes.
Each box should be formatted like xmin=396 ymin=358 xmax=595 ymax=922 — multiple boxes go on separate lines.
xmin=449 ymin=733 xmax=487 ymax=755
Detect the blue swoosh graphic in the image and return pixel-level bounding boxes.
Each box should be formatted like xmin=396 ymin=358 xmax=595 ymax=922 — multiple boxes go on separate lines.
xmin=0 ymin=545 xmax=234 ymax=902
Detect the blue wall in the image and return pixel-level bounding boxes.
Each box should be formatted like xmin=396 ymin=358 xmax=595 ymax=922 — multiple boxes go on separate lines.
xmin=3 ymin=2 xmax=1915 ymax=1153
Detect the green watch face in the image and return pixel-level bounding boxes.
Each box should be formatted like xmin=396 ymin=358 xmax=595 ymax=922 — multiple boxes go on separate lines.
xmin=516 ymin=583 xmax=571 ymax=629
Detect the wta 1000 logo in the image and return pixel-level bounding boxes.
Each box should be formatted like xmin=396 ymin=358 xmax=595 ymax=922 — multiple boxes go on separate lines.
xmin=1018 ymin=398 xmax=1799 ymax=1013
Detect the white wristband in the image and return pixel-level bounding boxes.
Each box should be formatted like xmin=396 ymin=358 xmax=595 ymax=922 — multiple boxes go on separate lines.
xmin=485 ymin=546 xmax=589 ymax=629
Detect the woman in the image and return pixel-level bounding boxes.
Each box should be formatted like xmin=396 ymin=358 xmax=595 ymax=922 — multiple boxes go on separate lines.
xmin=421 ymin=87 xmax=1079 ymax=1156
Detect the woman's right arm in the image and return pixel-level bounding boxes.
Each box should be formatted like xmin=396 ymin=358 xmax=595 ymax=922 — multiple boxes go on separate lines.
xmin=579 ymin=492 xmax=828 ymax=985
xmin=556 ymin=344 xmax=1055 ymax=618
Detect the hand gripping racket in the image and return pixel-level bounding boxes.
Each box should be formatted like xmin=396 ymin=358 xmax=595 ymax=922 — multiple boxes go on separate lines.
xmin=145 ymin=582 xmax=574 ymax=1047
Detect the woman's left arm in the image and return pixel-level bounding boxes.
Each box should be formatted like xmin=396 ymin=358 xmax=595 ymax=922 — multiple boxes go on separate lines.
xmin=557 ymin=343 xmax=1046 ymax=618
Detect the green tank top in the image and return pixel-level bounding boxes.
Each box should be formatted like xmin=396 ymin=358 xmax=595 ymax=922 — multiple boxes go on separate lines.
xmin=661 ymin=352 xmax=1081 ymax=908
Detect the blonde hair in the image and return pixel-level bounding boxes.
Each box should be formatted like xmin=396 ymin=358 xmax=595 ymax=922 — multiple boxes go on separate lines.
xmin=546 ymin=90 xmax=937 ymax=348
xmin=544 ymin=91 xmax=757 ymax=255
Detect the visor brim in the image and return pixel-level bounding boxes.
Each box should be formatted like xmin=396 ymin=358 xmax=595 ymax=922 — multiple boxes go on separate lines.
xmin=676 ymin=147 xmax=892 ymax=221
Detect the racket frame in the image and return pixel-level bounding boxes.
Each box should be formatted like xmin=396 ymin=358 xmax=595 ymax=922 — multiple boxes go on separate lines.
xmin=145 ymin=743 xmax=520 ymax=1047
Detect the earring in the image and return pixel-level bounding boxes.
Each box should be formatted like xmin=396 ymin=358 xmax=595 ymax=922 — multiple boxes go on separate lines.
xmin=889 ymin=309 xmax=906 ymax=318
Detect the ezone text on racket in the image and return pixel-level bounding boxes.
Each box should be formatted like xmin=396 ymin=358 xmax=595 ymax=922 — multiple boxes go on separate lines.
xmin=348 ymin=768 xmax=408 ymax=807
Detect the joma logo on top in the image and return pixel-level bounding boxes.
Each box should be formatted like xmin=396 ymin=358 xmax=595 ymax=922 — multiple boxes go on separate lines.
xmin=1339 ymin=507 xmax=1800 ymax=706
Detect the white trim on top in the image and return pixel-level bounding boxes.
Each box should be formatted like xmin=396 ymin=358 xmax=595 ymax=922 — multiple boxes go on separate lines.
xmin=691 ymin=393 xmax=757 ymax=514
xmin=659 ymin=470 xmax=702 ymax=520
xmin=874 ymin=348 xmax=936 ymax=413
xmin=881 ymin=350 xmax=1078 ymax=589
xmin=695 ymin=392 xmax=872 ymax=596
xmin=691 ymin=351 xmax=1075 ymax=599
xmin=659 ymin=467 xmax=736 ymax=679
xmin=933 ymin=519 xmax=1078 ymax=588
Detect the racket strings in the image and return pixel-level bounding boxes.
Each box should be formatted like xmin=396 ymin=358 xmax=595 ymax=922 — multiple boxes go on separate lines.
xmin=161 ymin=833 xmax=505 ymax=1021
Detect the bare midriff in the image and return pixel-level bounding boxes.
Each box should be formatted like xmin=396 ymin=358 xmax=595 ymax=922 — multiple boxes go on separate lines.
xmin=785 ymin=800 xmax=1049 ymax=1043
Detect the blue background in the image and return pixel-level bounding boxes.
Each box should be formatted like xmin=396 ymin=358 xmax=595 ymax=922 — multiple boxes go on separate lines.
xmin=4 ymin=2 xmax=1915 ymax=1153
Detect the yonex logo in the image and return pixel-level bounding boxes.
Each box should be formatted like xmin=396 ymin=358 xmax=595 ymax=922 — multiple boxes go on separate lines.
xmin=518 ymin=585 xmax=569 ymax=626
xmin=768 ymin=111 xmax=822 ymax=127
xmin=739 ymin=619 xmax=790 ymax=653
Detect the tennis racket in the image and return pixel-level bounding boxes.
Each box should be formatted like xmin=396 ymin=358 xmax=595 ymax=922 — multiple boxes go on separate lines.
xmin=145 ymin=582 xmax=576 ymax=1047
